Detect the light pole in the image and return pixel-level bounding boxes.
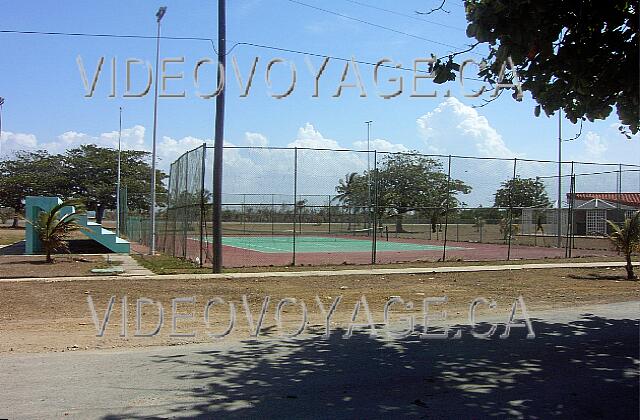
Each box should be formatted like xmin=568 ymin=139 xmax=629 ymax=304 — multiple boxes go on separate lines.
xmin=365 ymin=120 xmax=373 ymax=231
xmin=149 ymin=6 xmax=166 ymax=255
xmin=116 ymin=107 xmax=123 ymax=236
xmin=0 ymin=97 xmax=5 ymax=158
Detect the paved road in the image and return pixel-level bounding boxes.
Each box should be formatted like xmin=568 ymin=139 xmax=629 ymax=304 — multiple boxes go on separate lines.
xmin=1 ymin=302 xmax=638 ymax=419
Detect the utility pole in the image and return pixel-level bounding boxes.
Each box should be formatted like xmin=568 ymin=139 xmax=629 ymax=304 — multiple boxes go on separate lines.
xmin=212 ymin=0 xmax=227 ymax=273
xmin=116 ymin=107 xmax=123 ymax=236
xmin=557 ymin=110 xmax=562 ymax=248
xmin=365 ymin=120 xmax=373 ymax=232
xmin=149 ymin=6 xmax=167 ymax=255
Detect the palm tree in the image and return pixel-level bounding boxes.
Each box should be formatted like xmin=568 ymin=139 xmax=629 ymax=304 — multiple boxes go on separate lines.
xmin=28 ymin=200 xmax=86 ymax=263
xmin=607 ymin=212 xmax=640 ymax=280
xmin=334 ymin=173 xmax=360 ymax=230
xmin=334 ymin=173 xmax=359 ymax=205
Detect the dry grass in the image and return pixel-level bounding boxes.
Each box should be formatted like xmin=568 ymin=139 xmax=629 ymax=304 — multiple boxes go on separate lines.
xmin=0 ymin=228 xmax=25 ymax=246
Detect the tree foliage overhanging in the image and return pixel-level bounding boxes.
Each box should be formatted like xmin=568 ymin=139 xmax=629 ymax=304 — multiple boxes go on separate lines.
xmin=432 ymin=0 xmax=639 ymax=135
xmin=0 ymin=145 xmax=167 ymax=216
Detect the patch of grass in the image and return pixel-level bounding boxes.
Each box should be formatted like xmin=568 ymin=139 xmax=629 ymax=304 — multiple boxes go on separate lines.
xmin=222 ymin=255 xmax=629 ymax=273
xmin=132 ymin=252 xmax=630 ymax=275
xmin=132 ymin=254 xmax=209 ymax=275
xmin=92 ymin=258 xmax=123 ymax=269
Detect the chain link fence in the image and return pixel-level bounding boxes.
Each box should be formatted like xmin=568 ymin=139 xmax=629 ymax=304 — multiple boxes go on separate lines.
xmin=123 ymin=145 xmax=640 ymax=268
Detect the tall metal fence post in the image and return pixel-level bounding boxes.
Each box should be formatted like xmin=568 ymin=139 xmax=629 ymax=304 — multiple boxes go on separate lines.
xmin=371 ymin=150 xmax=378 ymax=264
xmin=327 ymin=195 xmax=332 ymax=234
xmin=164 ymin=163 xmax=173 ymax=256
xmin=292 ymin=148 xmax=298 ymax=265
xmin=199 ymin=144 xmax=206 ymax=267
xmin=507 ymin=158 xmax=517 ymax=261
xmin=565 ymin=161 xmax=575 ymax=258
xmin=183 ymin=151 xmax=189 ymax=258
xmin=442 ymin=155 xmax=452 ymax=262
xmin=570 ymin=170 xmax=576 ymax=252
xmin=617 ymin=163 xmax=622 ymax=209
xmin=271 ymin=194 xmax=275 ymax=236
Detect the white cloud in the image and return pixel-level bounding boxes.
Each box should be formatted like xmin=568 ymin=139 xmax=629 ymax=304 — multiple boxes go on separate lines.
xmin=0 ymin=131 xmax=38 ymax=156
xmin=1 ymin=122 xmax=423 ymax=203
xmin=219 ymin=123 xmax=407 ymax=198
xmin=417 ymin=97 xmax=517 ymax=158
xmin=583 ymin=132 xmax=608 ymax=160
xmin=415 ymin=98 xmax=525 ymax=206
xmin=287 ymin=123 xmax=342 ymax=149
xmin=158 ymin=135 xmax=208 ymax=165
xmin=244 ymin=132 xmax=268 ymax=147
xmin=353 ymin=138 xmax=409 ymax=153
xmin=0 ymin=125 xmax=203 ymax=172
xmin=40 ymin=125 xmax=147 ymax=154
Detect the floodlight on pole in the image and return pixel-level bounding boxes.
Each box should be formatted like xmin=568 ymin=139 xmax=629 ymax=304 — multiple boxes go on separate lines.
xmin=156 ymin=6 xmax=167 ymax=21
xmin=116 ymin=107 xmax=123 ymax=237
xmin=149 ymin=6 xmax=167 ymax=255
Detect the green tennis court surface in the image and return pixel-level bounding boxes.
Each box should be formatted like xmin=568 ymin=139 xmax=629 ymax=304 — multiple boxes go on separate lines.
xmin=212 ymin=235 xmax=466 ymax=253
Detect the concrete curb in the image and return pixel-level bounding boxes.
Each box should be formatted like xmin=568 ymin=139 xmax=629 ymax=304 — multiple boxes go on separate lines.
xmin=0 ymin=261 xmax=637 ymax=283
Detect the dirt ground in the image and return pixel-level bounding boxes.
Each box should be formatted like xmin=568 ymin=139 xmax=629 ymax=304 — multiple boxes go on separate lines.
xmin=0 ymin=255 xmax=107 ymax=278
xmin=0 ymin=267 xmax=637 ymax=353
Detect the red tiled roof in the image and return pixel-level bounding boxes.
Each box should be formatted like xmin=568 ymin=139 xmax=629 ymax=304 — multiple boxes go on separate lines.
xmin=570 ymin=193 xmax=640 ymax=207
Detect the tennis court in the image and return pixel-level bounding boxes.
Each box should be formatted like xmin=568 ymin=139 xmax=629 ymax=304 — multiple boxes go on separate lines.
xmin=214 ymin=235 xmax=467 ymax=253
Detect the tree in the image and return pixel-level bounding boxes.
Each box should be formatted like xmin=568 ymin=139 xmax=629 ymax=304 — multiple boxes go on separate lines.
xmin=0 ymin=150 xmax=68 ymax=227
xmin=295 ymin=199 xmax=308 ymax=226
xmin=334 ymin=173 xmax=368 ymax=230
xmin=431 ymin=0 xmax=638 ymax=135
xmin=494 ymin=177 xmax=550 ymax=209
xmin=64 ymin=145 xmax=168 ymax=221
xmin=334 ymin=173 xmax=363 ymax=207
xmin=335 ymin=153 xmax=471 ymax=233
xmin=607 ymin=212 xmax=640 ymax=280
xmin=0 ymin=145 xmax=168 ymax=226
xmin=27 ymin=200 xmax=85 ymax=263
xmin=376 ymin=153 xmax=471 ymax=233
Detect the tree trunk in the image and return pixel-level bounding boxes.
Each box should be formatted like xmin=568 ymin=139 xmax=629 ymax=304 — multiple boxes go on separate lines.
xmin=625 ymin=252 xmax=636 ymax=280
xmin=395 ymin=214 xmax=407 ymax=233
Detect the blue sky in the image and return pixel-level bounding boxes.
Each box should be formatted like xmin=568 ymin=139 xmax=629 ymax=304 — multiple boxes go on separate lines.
xmin=1 ymin=0 xmax=638 ymax=178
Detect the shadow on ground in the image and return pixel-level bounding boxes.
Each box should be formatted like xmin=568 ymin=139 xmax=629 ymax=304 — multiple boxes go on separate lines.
xmin=567 ymin=272 xmax=631 ymax=281
xmin=103 ymin=314 xmax=639 ymax=419
xmin=0 ymin=239 xmax=112 ymax=256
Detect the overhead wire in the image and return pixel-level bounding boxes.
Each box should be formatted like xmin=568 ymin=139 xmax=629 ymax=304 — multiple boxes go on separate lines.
xmin=0 ymin=28 xmax=486 ymax=82
xmin=340 ymin=0 xmax=465 ymax=32
xmin=283 ymin=0 xmax=483 ymax=56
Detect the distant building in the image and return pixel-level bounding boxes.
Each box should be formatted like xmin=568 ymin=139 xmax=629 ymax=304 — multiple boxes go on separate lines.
xmin=520 ymin=193 xmax=640 ymax=237
xmin=569 ymin=193 xmax=640 ymax=236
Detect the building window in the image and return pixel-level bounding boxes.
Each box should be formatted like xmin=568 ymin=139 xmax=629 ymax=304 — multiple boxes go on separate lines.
xmin=626 ymin=210 xmax=639 ymax=220
xmin=586 ymin=210 xmax=606 ymax=236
